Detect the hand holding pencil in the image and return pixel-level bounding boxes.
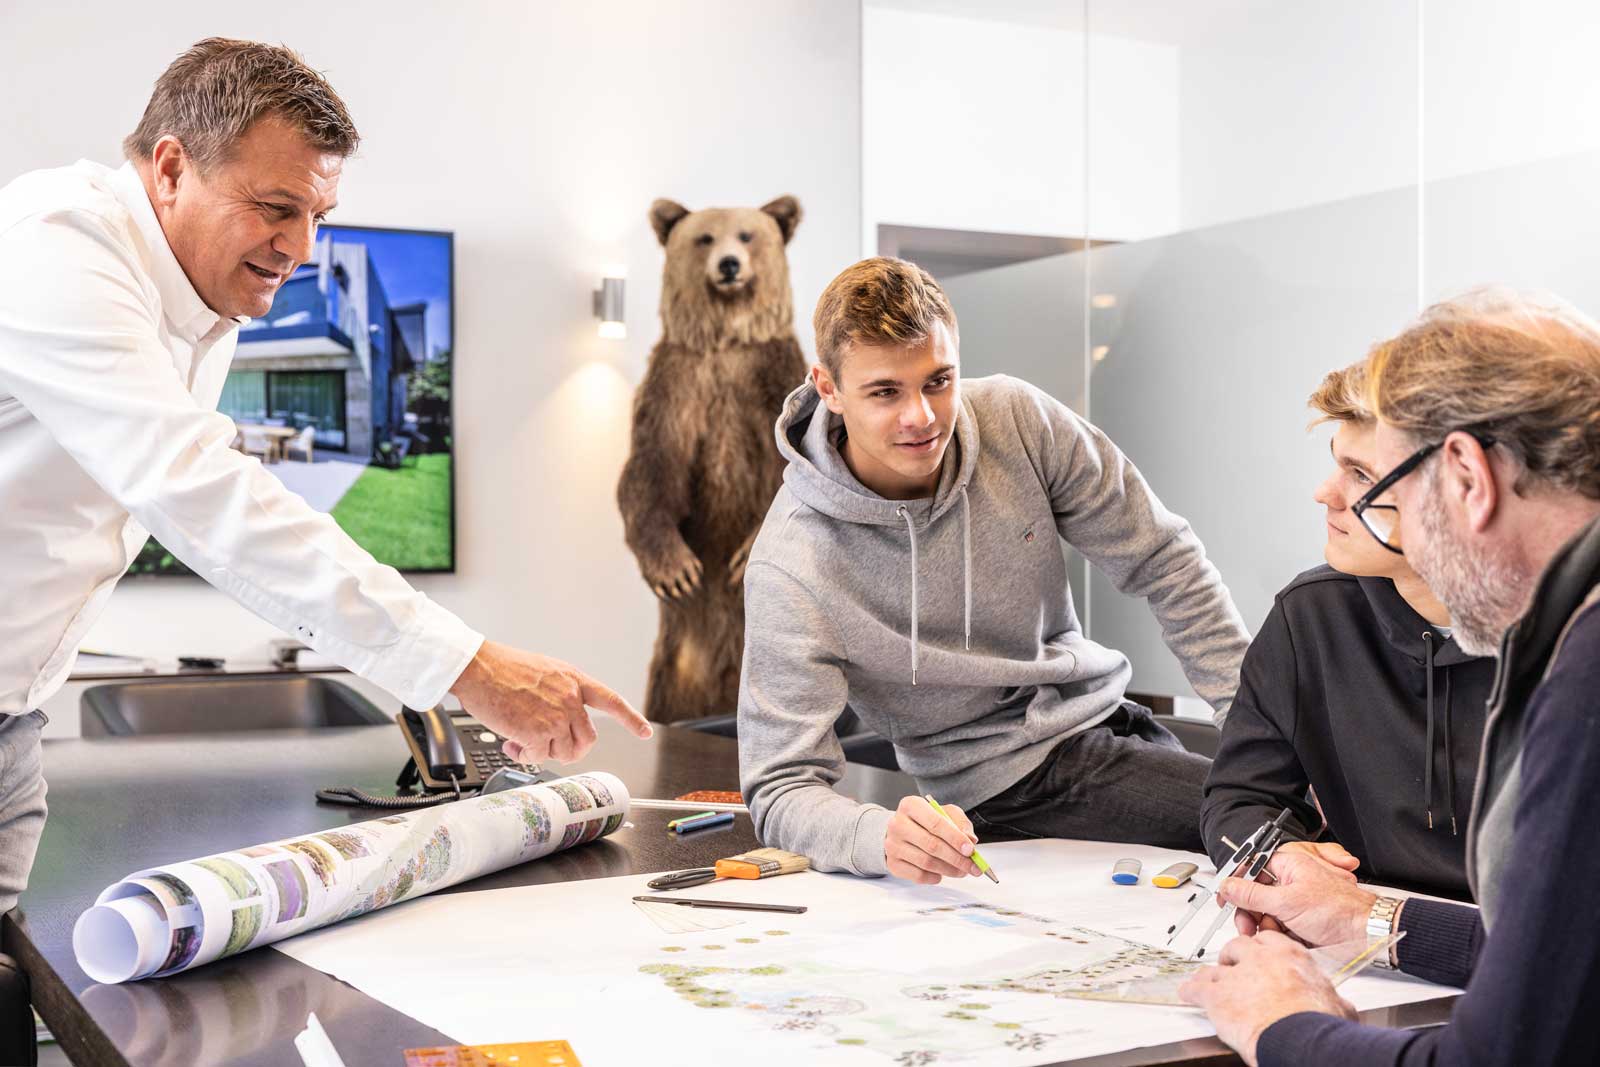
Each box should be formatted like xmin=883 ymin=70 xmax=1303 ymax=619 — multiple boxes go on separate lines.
xmin=883 ymin=794 xmax=1000 ymax=885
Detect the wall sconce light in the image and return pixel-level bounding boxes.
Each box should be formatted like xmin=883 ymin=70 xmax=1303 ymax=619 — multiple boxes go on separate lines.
xmin=1092 ymin=345 xmax=1110 ymax=363
xmin=594 ymin=275 xmax=626 ymax=340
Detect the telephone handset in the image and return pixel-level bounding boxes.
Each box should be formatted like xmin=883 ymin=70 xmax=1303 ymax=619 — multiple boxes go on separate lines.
xmin=397 ymin=706 xmax=541 ymax=793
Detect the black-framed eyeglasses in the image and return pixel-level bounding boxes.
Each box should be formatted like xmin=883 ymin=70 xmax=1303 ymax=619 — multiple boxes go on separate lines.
xmin=1351 ymin=430 xmax=1496 ymax=554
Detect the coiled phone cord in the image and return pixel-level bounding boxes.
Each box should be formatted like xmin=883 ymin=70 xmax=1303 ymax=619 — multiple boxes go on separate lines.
xmin=315 ymin=772 xmax=480 ymax=808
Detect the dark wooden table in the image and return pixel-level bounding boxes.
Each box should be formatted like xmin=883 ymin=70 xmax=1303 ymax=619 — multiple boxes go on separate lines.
xmin=5 ymin=721 xmax=1454 ymax=1067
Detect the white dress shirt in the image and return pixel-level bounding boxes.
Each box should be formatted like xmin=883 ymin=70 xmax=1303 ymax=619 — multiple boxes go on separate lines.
xmin=0 ymin=160 xmax=482 ymax=715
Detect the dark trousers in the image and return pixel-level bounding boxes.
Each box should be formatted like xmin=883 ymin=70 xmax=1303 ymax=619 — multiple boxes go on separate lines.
xmin=971 ymin=703 xmax=1209 ymax=852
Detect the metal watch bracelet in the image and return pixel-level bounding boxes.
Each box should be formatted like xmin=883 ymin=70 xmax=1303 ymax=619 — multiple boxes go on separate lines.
xmin=1366 ymin=895 xmax=1403 ymax=969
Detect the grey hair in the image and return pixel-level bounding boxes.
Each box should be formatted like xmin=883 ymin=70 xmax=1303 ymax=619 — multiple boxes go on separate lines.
xmin=1368 ymin=285 xmax=1600 ymax=499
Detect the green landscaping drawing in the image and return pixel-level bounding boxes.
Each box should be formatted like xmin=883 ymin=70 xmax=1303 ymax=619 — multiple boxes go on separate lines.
xmin=280 ymin=839 xmax=338 ymax=889
xmin=193 ymin=858 xmax=260 ymax=902
xmin=548 ymin=780 xmax=594 ymax=815
xmin=480 ymin=790 xmax=554 ymax=849
xmin=313 ymin=829 xmax=373 ymax=861
xmin=631 ymin=904 xmax=1205 ymax=1063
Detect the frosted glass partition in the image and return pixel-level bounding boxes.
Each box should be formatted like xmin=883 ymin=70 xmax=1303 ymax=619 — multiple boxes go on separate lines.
xmin=941 ymin=256 xmax=1087 ymax=414
xmin=1425 ymin=151 xmax=1600 ymax=307
xmin=942 ymin=254 xmax=1088 ymax=611
xmin=1084 ymin=193 xmax=1418 ymax=698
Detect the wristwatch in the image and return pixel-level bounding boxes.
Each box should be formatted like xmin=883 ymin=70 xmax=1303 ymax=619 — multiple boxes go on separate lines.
xmin=1366 ymin=895 xmax=1403 ymax=969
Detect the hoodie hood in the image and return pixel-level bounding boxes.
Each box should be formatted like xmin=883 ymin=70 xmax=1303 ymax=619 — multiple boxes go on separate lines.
xmin=774 ymin=379 xmax=982 ymax=683
xmin=1358 ymin=575 xmax=1476 ymax=667
xmin=776 ymin=379 xmax=980 ymax=527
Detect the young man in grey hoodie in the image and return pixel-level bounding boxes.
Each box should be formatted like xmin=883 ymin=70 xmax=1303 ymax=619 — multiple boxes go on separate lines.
xmin=738 ymin=258 xmax=1250 ymax=884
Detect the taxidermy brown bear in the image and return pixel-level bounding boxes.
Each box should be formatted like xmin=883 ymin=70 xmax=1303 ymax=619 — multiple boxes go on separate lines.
xmin=617 ymin=195 xmax=807 ymax=723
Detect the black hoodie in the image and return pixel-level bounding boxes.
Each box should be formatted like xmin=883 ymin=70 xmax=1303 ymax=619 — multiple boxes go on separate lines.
xmin=1199 ymin=565 xmax=1494 ymax=898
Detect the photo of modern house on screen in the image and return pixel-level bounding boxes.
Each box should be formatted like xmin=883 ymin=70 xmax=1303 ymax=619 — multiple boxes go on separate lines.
xmin=131 ymin=225 xmax=455 ymax=575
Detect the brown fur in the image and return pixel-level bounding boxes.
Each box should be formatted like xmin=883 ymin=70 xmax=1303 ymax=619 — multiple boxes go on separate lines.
xmin=618 ymin=196 xmax=808 ymax=723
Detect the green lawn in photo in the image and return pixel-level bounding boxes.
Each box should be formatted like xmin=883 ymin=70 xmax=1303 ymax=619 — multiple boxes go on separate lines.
xmin=332 ymin=453 xmax=453 ymax=570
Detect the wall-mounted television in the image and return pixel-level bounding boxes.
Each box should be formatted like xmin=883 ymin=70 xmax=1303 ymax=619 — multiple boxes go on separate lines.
xmin=129 ymin=224 xmax=456 ymax=575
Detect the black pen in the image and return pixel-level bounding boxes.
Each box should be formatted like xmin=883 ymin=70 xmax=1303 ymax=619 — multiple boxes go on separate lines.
xmin=632 ymin=895 xmax=807 ymax=914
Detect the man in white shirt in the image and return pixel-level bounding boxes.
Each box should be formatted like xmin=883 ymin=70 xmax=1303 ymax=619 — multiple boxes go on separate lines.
xmin=0 ymin=38 xmax=652 ymax=914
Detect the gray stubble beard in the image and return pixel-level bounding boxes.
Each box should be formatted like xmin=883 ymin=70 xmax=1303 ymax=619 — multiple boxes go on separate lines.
xmin=1410 ymin=463 xmax=1530 ymax=658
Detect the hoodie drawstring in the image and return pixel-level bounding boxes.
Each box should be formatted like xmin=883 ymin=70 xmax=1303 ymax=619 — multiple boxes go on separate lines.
xmin=897 ymin=505 xmax=920 ymax=686
xmin=1424 ymin=631 xmax=1437 ymax=830
xmin=1422 ymin=631 xmax=1461 ymax=836
xmin=898 ymin=491 xmax=975 ymax=685
xmin=960 ymin=488 xmax=973 ymax=651
xmin=1442 ymin=669 xmax=1457 ymax=835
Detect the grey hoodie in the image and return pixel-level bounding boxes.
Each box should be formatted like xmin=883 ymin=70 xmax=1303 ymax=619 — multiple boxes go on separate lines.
xmin=737 ymin=375 xmax=1249 ymax=876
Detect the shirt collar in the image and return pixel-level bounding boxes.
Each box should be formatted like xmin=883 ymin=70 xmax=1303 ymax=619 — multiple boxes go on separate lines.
xmin=108 ymin=162 xmax=247 ymax=342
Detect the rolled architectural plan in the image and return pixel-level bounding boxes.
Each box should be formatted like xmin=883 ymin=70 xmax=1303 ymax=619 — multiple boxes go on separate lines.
xmin=74 ymin=773 xmax=629 ymax=984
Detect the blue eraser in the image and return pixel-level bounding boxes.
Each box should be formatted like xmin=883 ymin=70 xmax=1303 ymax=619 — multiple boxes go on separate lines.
xmin=1111 ymin=858 xmax=1141 ymax=885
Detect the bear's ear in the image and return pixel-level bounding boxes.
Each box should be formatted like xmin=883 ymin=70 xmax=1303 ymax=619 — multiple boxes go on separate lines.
xmin=649 ymin=199 xmax=691 ymax=246
xmin=760 ymin=195 xmax=803 ymax=245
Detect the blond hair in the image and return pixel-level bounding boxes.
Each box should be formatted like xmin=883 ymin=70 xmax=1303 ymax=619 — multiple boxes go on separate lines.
xmin=124 ymin=38 xmax=359 ymax=171
xmin=812 ymin=257 xmax=958 ymax=378
xmin=1307 ymin=361 xmax=1372 ymax=428
xmin=1366 ymin=286 xmax=1600 ymax=498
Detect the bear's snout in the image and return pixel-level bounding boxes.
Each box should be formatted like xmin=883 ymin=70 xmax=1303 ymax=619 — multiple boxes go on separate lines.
xmin=706 ymin=244 xmax=753 ymax=292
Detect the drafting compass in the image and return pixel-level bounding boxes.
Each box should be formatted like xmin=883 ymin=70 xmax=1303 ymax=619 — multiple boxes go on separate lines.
xmin=1165 ymin=807 xmax=1293 ymax=960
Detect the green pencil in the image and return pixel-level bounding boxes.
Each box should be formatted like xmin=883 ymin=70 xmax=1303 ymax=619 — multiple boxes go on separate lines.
xmin=925 ymin=794 xmax=1000 ymax=883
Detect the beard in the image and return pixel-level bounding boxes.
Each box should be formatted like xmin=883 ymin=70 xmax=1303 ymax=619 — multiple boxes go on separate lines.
xmin=1409 ymin=464 xmax=1529 ymax=656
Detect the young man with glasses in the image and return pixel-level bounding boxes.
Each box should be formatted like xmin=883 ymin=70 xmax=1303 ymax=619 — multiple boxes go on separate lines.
xmin=1200 ymin=362 xmax=1494 ymax=899
xmin=1181 ymin=288 xmax=1600 ymax=1067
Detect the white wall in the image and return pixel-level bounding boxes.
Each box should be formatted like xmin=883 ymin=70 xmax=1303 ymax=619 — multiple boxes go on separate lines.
xmin=1174 ymin=0 xmax=1600 ymax=234
xmin=1174 ymin=0 xmax=1418 ymax=233
xmin=0 ymin=0 xmax=863 ymax=729
xmin=862 ymin=4 xmax=1178 ymax=249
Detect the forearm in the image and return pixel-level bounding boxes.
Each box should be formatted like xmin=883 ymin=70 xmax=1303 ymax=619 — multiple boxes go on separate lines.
xmin=1258 ymin=1012 xmax=1436 ymax=1067
xmin=745 ymin=777 xmax=893 ymax=876
xmin=1035 ymin=396 xmax=1248 ymax=715
xmin=1200 ymin=652 xmax=1316 ymax=869
xmin=737 ymin=560 xmax=875 ymax=870
xmin=1393 ymin=898 xmax=1483 ymax=988
xmin=1124 ymin=529 xmax=1251 ymax=715
xmin=1200 ymin=793 xmax=1313 ymax=869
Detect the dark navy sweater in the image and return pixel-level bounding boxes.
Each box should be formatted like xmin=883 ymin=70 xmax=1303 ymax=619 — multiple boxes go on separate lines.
xmin=1257 ymin=600 xmax=1600 ymax=1066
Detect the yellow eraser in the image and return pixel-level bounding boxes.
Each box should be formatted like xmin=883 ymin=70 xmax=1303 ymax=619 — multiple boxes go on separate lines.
xmin=1153 ymin=861 xmax=1198 ymax=889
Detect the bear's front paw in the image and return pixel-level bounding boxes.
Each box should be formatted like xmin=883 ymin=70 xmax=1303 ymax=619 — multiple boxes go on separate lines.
xmin=642 ymin=544 xmax=704 ymax=601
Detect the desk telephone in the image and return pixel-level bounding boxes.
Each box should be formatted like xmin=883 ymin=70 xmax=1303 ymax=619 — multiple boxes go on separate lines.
xmin=315 ymin=706 xmax=553 ymax=809
xmin=397 ymin=706 xmax=546 ymax=793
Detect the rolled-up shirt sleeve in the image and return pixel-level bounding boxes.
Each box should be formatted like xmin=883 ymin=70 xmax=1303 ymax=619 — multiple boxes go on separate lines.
xmin=0 ymin=210 xmax=481 ymax=709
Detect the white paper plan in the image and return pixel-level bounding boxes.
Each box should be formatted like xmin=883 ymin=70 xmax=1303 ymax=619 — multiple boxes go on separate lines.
xmin=276 ymin=839 xmax=1460 ymax=1066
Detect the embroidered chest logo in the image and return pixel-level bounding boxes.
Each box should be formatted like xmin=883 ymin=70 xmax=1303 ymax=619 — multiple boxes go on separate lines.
xmin=1023 ymin=526 xmax=1036 ymax=543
